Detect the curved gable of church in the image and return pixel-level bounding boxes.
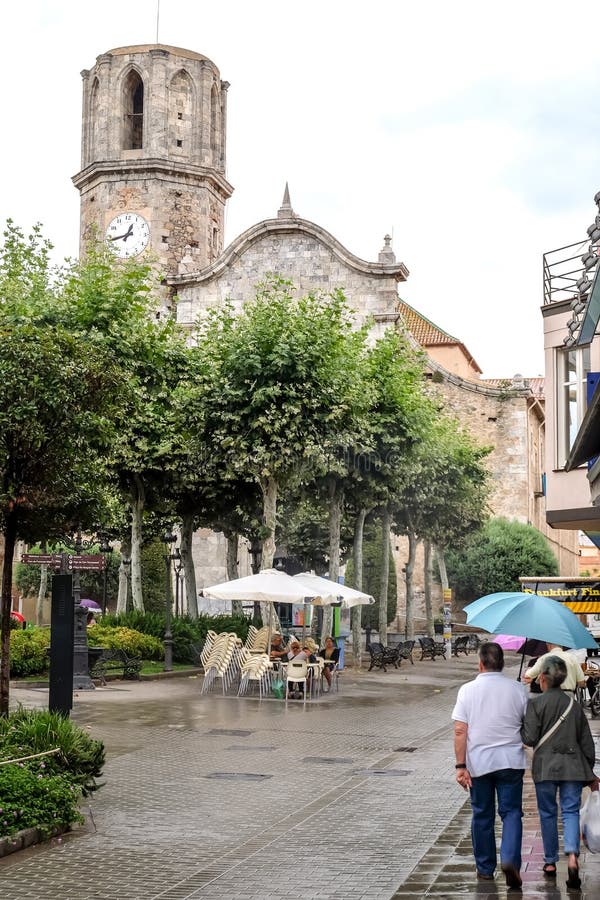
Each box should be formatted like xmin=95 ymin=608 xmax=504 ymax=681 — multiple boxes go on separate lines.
xmin=170 ymin=217 xmax=408 ymax=331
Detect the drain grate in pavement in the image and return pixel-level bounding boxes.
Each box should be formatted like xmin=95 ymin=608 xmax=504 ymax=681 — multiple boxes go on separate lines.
xmin=226 ymin=744 xmax=277 ymax=751
xmin=206 ymin=772 xmax=272 ymax=780
xmin=207 ymin=728 xmax=253 ymax=737
xmin=303 ymin=756 xmax=354 ymax=764
xmin=353 ymin=768 xmax=412 ymax=777
xmin=394 ymin=746 xmax=418 ymax=753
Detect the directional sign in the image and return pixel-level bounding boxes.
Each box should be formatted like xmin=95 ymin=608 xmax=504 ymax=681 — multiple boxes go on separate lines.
xmin=67 ymin=555 xmax=106 ymax=571
xmin=21 ymin=553 xmax=63 ymax=567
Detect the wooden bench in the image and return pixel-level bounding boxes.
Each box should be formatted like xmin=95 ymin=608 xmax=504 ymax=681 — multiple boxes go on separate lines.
xmin=452 ymin=635 xmax=470 ymax=656
xmin=418 ymin=637 xmax=447 ymax=661
xmin=90 ymin=648 xmax=142 ymax=685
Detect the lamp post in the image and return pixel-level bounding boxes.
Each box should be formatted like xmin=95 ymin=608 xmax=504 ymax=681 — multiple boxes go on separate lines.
xmin=172 ymin=548 xmax=183 ymax=617
xmin=98 ymin=531 xmax=112 ymax=616
xmin=161 ymin=531 xmax=177 ymax=672
xmin=121 ymin=556 xmax=131 ymax=613
xmin=62 ymin=525 xmax=95 ymax=691
xmin=249 ymin=536 xmax=262 ymax=622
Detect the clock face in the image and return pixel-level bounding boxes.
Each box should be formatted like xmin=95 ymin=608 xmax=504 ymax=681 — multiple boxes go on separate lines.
xmin=105 ymin=212 xmax=150 ymax=258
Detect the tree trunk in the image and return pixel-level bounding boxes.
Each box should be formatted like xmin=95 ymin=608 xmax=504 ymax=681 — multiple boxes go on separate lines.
xmin=323 ymin=479 xmax=343 ymax=641
xmin=1 ymin=508 xmax=18 ymax=715
xmin=180 ymin=513 xmax=198 ymax=618
xmin=260 ymin=475 xmax=278 ymax=569
xmin=424 ymin=538 xmax=434 ymax=637
xmin=404 ymin=530 xmax=417 ymax=639
xmin=259 ymin=475 xmax=280 ymax=631
xmin=226 ymin=531 xmax=243 ymax=616
xmin=36 ymin=543 xmax=48 ymax=626
xmin=436 ymin=545 xmax=449 ymax=591
xmin=378 ymin=505 xmax=391 ymax=645
xmin=130 ymin=476 xmax=145 ymax=612
xmin=116 ymin=539 xmax=131 ymax=615
xmin=436 ymin=545 xmax=452 ymax=657
xmin=351 ymin=507 xmax=367 ymax=669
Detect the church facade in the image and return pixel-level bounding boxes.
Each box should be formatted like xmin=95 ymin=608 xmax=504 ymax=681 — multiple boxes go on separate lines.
xmin=72 ymin=44 xmax=579 ymax=629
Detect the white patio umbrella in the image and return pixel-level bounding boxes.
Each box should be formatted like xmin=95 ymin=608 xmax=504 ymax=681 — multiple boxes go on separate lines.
xmin=201 ymin=569 xmax=316 ymax=652
xmin=292 ymin=572 xmax=375 ymax=607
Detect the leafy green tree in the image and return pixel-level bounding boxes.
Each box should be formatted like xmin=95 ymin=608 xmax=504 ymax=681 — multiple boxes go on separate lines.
xmin=0 ymin=222 xmax=124 ymax=714
xmin=345 ymin=515 xmax=397 ymax=628
xmin=392 ymin=414 xmax=491 ymax=636
xmin=445 ymin=517 xmax=560 ymax=607
xmin=357 ymin=329 xmax=430 ymax=643
xmin=186 ymin=277 xmax=368 ymax=621
xmin=57 ymin=239 xmax=190 ymax=612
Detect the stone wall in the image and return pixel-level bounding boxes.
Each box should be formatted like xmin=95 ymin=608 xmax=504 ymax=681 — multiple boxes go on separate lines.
xmin=172 ymin=217 xmax=407 ymax=340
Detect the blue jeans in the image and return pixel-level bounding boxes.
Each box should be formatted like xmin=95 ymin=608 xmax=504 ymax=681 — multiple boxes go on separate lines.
xmin=535 ymin=780 xmax=583 ymax=862
xmin=469 ymin=768 xmax=524 ymax=875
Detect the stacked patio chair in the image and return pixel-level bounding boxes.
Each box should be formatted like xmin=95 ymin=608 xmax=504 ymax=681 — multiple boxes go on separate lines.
xmin=246 ymin=625 xmax=271 ymax=653
xmin=244 ymin=624 xmax=258 ymax=648
xmin=237 ymin=650 xmax=273 ymax=699
xmin=199 ymin=630 xmax=219 ymax=668
xmin=200 ymin=632 xmax=243 ymax=694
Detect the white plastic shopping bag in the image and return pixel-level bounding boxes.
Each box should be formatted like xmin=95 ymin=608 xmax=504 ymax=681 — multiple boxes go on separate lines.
xmin=581 ymin=790 xmax=600 ymax=853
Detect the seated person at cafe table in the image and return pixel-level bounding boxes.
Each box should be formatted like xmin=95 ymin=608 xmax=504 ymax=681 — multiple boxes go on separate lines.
xmin=318 ymin=636 xmax=340 ymax=691
xmin=286 ymin=640 xmax=316 ymax=698
xmin=269 ymin=632 xmax=289 ymax=662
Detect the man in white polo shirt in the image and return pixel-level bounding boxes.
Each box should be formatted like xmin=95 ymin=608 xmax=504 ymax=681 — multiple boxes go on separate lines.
xmin=452 ymin=641 xmax=528 ymax=890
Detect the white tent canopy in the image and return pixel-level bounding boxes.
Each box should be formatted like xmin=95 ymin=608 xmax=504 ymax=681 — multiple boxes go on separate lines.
xmin=292 ymin=572 xmax=375 ymax=607
xmin=202 ymin=568 xmax=314 ymax=605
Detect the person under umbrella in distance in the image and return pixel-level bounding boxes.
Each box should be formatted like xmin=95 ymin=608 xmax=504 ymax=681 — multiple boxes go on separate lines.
xmin=452 ymin=641 xmax=528 ymax=890
xmin=523 ymin=644 xmax=586 ymax=694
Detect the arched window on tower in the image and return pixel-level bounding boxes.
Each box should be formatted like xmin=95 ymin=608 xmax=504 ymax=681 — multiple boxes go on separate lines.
xmin=123 ymin=70 xmax=144 ymax=150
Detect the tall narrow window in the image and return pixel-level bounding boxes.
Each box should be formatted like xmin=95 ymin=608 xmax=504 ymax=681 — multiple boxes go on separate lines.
xmin=556 ymin=345 xmax=590 ymax=467
xmin=123 ymin=70 xmax=144 ymax=149
xmin=210 ymin=84 xmax=219 ymax=160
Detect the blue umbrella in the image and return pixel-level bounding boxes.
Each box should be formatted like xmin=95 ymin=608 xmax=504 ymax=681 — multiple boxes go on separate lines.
xmin=464 ymin=592 xmax=597 ymax=650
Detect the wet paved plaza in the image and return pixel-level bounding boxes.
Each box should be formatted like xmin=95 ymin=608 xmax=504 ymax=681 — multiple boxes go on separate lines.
xmin=1 ymin=654 xmax=600 ymax=899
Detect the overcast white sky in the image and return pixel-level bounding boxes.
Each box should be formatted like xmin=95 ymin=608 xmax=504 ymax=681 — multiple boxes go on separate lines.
xmin=2 ymin=0 xmax=600 ymax=378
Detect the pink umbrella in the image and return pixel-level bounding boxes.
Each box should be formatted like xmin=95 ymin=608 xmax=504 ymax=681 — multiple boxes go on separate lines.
xmin=494 ymin=634 xmax=527 ymax=651
xmin=10 ymin=611 xmax=25 ymax=623
xmin=79 ymin=599 xmax=101 ymax=610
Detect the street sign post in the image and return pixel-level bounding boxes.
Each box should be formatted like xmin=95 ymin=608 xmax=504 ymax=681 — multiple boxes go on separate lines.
xmin=67 ymin=555 xmax=106 ymax=571
xmin=21 ymin=553 xmax=62 ymax=568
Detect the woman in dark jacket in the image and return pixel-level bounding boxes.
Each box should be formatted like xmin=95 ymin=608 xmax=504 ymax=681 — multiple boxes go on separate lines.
xmin=318 ymin=635 xmax=339 ymax=692
xmin=521 ymin=654 xmax=598 ymax=888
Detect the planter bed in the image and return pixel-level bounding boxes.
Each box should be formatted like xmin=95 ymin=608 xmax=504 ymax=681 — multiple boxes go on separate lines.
xmin=0 ymin=824 xmax=68 ymax=859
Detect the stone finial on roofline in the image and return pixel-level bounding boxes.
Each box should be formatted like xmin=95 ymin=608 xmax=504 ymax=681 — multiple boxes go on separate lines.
xmin=378 ymin=234 xmax=396 ymax=264
xmin=277 ymin=182 xmax=296 ymax=219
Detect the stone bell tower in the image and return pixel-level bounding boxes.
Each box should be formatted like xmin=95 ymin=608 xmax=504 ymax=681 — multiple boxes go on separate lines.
xmin=72 ymin=44 xmax=233 ymax=277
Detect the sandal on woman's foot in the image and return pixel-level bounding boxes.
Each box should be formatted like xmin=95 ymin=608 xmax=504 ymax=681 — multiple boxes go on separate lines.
xmin=566 ymin=865 xmax=581 ymax=889
xmin=542 ymin=864 xmax=557 ymax=877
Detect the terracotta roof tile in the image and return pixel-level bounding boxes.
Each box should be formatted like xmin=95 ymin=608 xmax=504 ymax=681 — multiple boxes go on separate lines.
xmin=398 ymin=299 xmax=482 ymax=374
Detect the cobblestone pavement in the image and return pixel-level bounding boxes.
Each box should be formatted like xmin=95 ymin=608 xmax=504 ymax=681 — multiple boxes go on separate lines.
xmin=1 ymin=654 xmax=600 ymax=899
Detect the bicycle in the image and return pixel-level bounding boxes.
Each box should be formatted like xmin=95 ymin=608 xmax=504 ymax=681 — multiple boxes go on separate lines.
xmin=578 ymin=663 xmax=600 ymax=718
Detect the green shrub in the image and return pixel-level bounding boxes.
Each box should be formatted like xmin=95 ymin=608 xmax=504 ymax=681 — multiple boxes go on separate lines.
xmin=445 ymin=517 xmax=560 ymax=605
xmin=9 ymin=628 xmax=51 ymax=677
xmin=87 ymin=624 xmax=163 ymax=660
xmin=0 ymin=709 xmax=105 ymax=798
xmin=0 ymin=766 xmax=84 ymax=837
xmin=101 ymin=611 xmax=250 ymax=663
